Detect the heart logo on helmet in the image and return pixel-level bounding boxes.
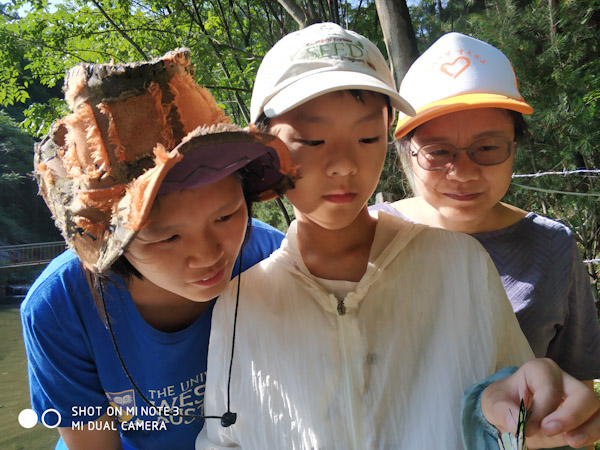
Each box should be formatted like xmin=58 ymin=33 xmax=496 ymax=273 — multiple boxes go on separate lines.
xmin=440 ymin=56 xmax=471 ymax=78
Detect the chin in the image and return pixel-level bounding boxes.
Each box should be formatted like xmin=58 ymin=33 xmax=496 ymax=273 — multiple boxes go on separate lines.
xmin=187 ymin=292 xmax=219 ymax=303
xmin=184 ymin=284 xmax=220 ymax=303
xmin=314 ymin=214 xmax=357 ymax=231
xmin=440 ymin=209 xmax=480 ymax=224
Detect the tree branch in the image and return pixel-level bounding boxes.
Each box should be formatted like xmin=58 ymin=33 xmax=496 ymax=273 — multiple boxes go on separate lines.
xmin=89 ymin=0 xmax=149 ymax=60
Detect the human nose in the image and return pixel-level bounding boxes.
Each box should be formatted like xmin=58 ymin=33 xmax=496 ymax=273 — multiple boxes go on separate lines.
xmin=446 ymin=150 xmax=480 ymax=182
xmin=186 ymin=231 xmax=224 ymax=268
xmin=325 ymin=142 xmax=358 ymax=177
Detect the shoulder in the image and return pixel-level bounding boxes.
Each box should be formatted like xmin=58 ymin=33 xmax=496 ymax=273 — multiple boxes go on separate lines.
xmin=21 ymin=249 xmax=88 ymax=318
xmin=526 ymin=213 xmax=573 ymax=237
xmin=248 ymin=218 xmax=285 ymax=247
xmin=238 ymin=219 xmax=285 ymax=272
xmin=417 ymin=224 xmax=487 ymax=252
xmin=250 ymin=218 xmax=285 ymax=238
xmin=390 ymin=197 xmax=421 ymax=218
xmin=376 ymin=214 xmax=491 ymax=272
xmin=520 ymin=213 xmax=576 ymax=257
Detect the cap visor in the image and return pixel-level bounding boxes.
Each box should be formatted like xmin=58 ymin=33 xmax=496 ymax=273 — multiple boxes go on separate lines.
xmin=264 ymin=71 xmax=415 ymax=118
xmin=394 ymin=93 xmax=533 ymax=138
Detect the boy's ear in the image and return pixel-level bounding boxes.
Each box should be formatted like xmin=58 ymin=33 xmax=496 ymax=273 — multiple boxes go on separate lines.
xmin=386 ymin=104 xmax=395 ymax=130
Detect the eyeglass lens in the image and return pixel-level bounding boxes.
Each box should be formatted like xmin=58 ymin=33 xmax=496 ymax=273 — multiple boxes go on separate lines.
xmin=416 ymin=136 xmax=513 ymax=171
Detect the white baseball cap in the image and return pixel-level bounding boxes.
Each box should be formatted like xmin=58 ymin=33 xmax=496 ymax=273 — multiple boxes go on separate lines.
xmin=395 ymin=32 xmax=533 ymax=138
xmin=250 ymin=22 xmax=415 ymax=123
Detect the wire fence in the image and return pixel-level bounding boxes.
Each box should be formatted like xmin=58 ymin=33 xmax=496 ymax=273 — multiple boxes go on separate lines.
xmin=511 ymin=169 xmax=600 ymax=197
xmin=511 ymin=170 xmax=599 ymax=266
xmin=0 ymin=241 xmax=67 ymax=269
xmin=512 ymin=169 xmax=600 ymax=178
xmin=0 ymin=170 xmax=597 ymax=270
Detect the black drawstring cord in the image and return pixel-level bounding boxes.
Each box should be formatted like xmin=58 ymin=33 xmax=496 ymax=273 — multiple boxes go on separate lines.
xmin=99 ymin=261 xmax=240 ymax=426
xmin=220 ymin=246 xmax=242 ymax=427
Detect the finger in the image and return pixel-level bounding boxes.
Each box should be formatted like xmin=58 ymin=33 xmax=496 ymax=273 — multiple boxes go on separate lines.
xmin=540 ymin=372 xmax=600 ymax=438
xmin=481 ymin=376 xmax=523 ymax=434
xmin=483 ymin=397 xmax=522 ymax=434
xmin=518 ymin=359 xmax=563 ymax=437
xmin=564 ymin=409 xmax=600 ymax=448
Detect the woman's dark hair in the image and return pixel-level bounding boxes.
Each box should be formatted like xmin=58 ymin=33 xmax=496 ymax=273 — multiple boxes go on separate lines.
xmin=509 ymin=110 xmax=529 ymax=141
xmin=111 ymin=255 xmax=143 ymax=282
xmin=254 ymin=89 xmax=393 ymax=131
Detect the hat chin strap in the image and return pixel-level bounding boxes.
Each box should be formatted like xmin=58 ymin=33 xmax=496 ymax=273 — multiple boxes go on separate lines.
xmin=100 ymin=251 xmax=242 ymax=428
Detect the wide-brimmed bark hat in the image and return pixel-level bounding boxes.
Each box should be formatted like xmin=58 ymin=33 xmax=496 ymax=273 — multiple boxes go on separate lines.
xmin=35 ymin=48 xmax=296 ymax=273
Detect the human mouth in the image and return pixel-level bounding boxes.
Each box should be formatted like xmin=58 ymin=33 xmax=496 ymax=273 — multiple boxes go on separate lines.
xmin=322 ymin=192 xmax=357 ymax=204
xmin=192 ymin=269 xmax=225 ymax=287
xmin=444 ymin=193 xmax=481 ymax=201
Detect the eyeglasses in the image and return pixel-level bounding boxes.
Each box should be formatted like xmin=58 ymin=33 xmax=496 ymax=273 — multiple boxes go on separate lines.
xmin=410 ymin=136 xmax=516 ymax=171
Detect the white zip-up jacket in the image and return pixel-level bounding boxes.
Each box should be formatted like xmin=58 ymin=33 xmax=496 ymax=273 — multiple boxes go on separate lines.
xmin=198 ymin=213 xmax=534 ymax=449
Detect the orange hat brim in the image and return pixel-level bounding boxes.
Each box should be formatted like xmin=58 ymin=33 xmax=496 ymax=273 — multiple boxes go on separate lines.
xmin=394 ymin=93 xmax=534 ymax=138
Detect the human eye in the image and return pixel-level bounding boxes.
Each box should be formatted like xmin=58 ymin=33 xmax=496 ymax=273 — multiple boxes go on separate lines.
xmin=359 ymin=136 xmax=381 ymax=144
xmin=216 ymin=213 xmax=234 ymax=223
xmin=295 ymin=138 xmax=324 ymax=147
xmin=216 ymin=204 xmax=244 ymax=223
xmin=424 ymin=145 xmax=452 ymax=157
xmin=471 ymin=137 xmax=511 ymax=165
xmin=473 ymin=137 xmax=505 ymax=152
xmin=156 ymin=234 xmax=179 ymax=244
xmin=476 ymin=144 xmax=500 ymax=152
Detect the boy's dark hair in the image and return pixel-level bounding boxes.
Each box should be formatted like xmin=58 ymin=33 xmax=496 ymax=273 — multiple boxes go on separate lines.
xmin=254 ymin=89 xmax=393 ymax=132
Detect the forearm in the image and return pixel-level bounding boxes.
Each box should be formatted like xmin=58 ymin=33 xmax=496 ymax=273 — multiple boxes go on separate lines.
xmin=480 ymin=360 xmax=600 ymax=449
xmin=59 ymin=413 xmax=122 ymax=450
xmin=461 ymin=366 xmax=517 ymax=449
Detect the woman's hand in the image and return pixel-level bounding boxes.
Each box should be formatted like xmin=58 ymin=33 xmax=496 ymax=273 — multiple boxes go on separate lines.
xmin=481 ymin=358 xmax=600 ymax=449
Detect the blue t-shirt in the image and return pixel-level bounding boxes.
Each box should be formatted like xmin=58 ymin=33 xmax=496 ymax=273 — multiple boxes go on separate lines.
xmin=21 ymin=219 xmax=284 ymax=450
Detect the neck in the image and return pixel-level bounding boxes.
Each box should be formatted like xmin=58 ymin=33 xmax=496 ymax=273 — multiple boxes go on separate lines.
xmin=127 ymin=277 xmax=211 ymax=332
xmin=295 ymin=207 xmax=377 ymax=282
xmin=393 ymin=197 xmax=526 ymax=234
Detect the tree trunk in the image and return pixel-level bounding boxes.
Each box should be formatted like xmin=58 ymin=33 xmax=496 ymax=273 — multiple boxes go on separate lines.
xmin=277 ymin=0 xmax=308 ymax=27
xmin=374 ymin=0 xmax=420 ymax=85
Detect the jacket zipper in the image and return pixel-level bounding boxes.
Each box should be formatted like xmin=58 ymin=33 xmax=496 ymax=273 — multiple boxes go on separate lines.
xmin=336 ymin=297 xmax=360 ymax=449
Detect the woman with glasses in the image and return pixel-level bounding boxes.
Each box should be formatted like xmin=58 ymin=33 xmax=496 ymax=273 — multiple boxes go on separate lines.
xmin=376 ymin=32 xmax=600 ymax=387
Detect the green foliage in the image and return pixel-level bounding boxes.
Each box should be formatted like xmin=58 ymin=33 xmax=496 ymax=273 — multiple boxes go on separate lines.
xmin=21 ymin=98 xmax=68 ymax=137
xmin=253 ymin=197 xmax=295 ymax=233
xmin=0 ymin=111 xmax=61 ymax=244
xmin=0 ymin=0 xmax=388 ymax=124
xmin=0 ymin=110 xmax=34 ymax=186
xmin=0 ymin=0 xmax=388 ymax=239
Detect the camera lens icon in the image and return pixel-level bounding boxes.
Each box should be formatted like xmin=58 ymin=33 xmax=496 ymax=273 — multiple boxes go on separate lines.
xmin=19 ymin=408 xmax=62 ymax=429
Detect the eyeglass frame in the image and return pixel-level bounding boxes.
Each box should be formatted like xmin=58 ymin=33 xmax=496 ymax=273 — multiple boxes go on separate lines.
xmin=409 ymin=136 xmax=517 ymax=172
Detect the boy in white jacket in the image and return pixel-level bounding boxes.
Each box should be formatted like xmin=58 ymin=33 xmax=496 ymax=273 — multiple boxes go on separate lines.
xmin=198 ymin=23 xmax=600 ymax=449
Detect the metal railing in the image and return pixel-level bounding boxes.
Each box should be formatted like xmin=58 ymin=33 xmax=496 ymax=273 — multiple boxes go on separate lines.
xmin=0 ymin=241 xmax=67 ymax=269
